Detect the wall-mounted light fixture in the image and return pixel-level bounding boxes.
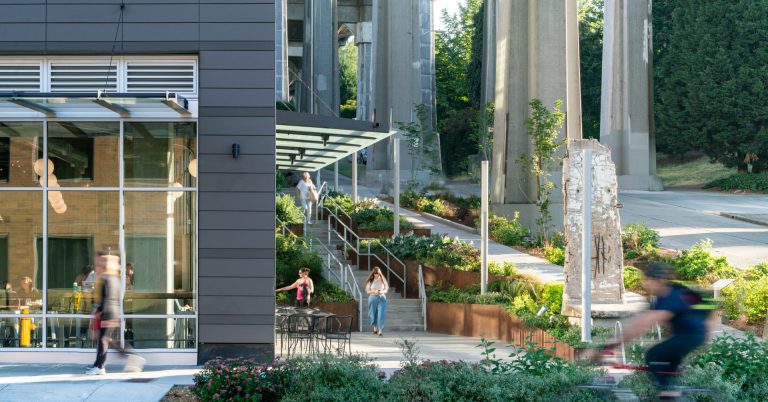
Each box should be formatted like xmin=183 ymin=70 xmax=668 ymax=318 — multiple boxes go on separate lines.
xmin=232 ymin=143 xmax=240 ymax=159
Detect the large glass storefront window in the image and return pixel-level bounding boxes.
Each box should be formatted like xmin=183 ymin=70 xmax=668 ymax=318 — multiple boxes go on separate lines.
xmin=0 ymin=121 xmax=196 ymax=350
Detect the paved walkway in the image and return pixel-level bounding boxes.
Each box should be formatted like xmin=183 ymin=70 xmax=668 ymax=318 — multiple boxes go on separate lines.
xmin=0 ymin=364 xmax=196 ymax=402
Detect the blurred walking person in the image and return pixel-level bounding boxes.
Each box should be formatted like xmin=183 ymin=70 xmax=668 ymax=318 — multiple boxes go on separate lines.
xmin=295 ymin=172 xmax=317 ymax=224
xmin=86 ymin=251 xmax=145 ymax=375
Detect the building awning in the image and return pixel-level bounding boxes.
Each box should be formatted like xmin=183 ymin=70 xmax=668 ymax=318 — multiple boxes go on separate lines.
xmin=276 ymin=110 xmax=394 ymax=172
xmin=0 ymin=92 xmax=193 ymax=119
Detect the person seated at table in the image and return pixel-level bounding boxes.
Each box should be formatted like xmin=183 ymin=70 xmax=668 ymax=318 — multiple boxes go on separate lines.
xmin=76 ymin=265 xmax=93 ymax=287
xmin=10 ymin=276 xmax=42 ymax=310
xmin=275 ymin=267 xmax=314 ymax=308
xmin=80 ymin=266 xmax=97 ymax=292
xmin=126 ymin=263 xmax=135 ymax=290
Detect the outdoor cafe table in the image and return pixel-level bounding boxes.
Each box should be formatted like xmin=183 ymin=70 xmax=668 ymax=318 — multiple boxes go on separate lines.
xmin=276 ymin=307 xmax=333 ymax=356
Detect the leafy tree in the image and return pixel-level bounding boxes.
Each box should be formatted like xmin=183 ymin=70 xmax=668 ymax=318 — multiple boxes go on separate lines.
xmin=655 ymin=0 xmax=768 ymax=172
xmin=338 ymin=42 xmax=357 ymax=107
xmin=435 ymin=0 xmax=482 ymax=116
xmin=517 ymin=99 xmax=566 ymax=241
xmin=578 ymin=0 xmax=604 ymax=140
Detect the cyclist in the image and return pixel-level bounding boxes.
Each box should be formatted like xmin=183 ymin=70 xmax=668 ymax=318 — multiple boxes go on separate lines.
xmin=603 ymin=263 xmax=714 ymax=399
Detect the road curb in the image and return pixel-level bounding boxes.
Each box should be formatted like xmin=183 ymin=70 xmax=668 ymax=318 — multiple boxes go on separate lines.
xmin=713 ymin=211 xmax=768 ymax=227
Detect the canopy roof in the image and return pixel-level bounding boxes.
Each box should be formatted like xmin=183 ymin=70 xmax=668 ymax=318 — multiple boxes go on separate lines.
xmin=0 ymin=91 xmax=192 ymax=119
xmin=276 ymin=110 xmax=394 ymax=172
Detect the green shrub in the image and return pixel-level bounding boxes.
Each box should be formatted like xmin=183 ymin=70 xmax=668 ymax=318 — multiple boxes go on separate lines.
xmin=358 ymin=214 xmax=414 ymax=232
xmin=423 ymin=240 xmax=480 ymax=271
xmin=313 ymin=281 xmax=355 ymax=303
xmin=275 ymin=233 xmax=323 ymax=287
xmin=623 ymin=266 xmax=643 ymax=292
xmin=690 ymin=334 xmax=768 ymax=396
xmin=543 ymin=243 xmax=565 ymax=266
xmin=621 ymin=223 xmax=660 ymax=260
xmin=276 ymin=194 xmax=305 ymax=225
xmin=352 ymin=206 xmax=393 ymax=225
xmin=674 ymin=239 xmax=739 ymax=282
xmin=384 ymin=234 xmax=479 ymax=271
xmin=746 ymin=262 xmax=768 ymax=280
xmin=193 ymin=358 xmax=293 ymax=401
xmin=704 ymin=173 xmax=768 ymax=193
xmin=487 ymin=212 xmax=530 ymax=247
xmin=276 ymin=171 xmax=286 ymax=192
xmin=281 ymin=355 xmax=384 ymax=402
xmin=400 ymin=189 xmax=421 ymax=209
xmin=743 ymin=278 xmax=768 ymax=324
xmin=416 ymin=197 xmax=449 ymax=216
xmin=488 ymin=260 xmax=517 ymax=277
xmin=540 ymin=283 xmax=563 ymax=314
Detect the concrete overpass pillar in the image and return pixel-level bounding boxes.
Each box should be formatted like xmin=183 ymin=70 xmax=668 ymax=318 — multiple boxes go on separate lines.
xmin=491 ymin=0 xmax=582 ymax=231
xmin=355 ymin=21 xmax=374 ymax=122
xmin=367 ymin=0 xmax=438 ymax=190
xmin=600 ymin=0 xmax=663 ymax=191
xmin=301 ymin=0 xmax=340 ymax=116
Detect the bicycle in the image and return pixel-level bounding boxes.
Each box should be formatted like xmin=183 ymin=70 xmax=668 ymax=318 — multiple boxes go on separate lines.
xmin=575 ymin=346 xmax=720 ymax=401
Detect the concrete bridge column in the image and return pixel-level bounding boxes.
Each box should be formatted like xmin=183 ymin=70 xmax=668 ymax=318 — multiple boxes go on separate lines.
xmin=355 ymin=21 xmax=374 ymax=122
xmin=491 ymin=0 xmax=582 ymax=231
xmin=301 ymin=0 xmax=340 ymax=116
xmin=600 ymin=0 xmax=663 ymax=191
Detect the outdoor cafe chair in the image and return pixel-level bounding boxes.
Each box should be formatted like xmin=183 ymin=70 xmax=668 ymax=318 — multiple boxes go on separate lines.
xmin=317 ymin=314 xmax=353 ymax=356
xmin=286 ymin=314 xmax=317 ymax=357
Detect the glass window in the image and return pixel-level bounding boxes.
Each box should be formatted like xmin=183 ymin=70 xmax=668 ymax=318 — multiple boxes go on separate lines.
xmin=124 ymin=122 xmax=197 ymax=188
xmin=46 ymin=191 xmax=119 ymax=314
xmin=0 ymin=317 xmax=42 ymax=348
xmin=124 ymin=191 xmax=195 ymax=314
xmin=0 ymin=122 xmax=43 ymax=187
xmin=0 ymin=191 xmax=43 ymax=313
xmin=45 ymin=122 xmax=120 ymax=187
xmin=125 ymin=318 xmax=195 ymax=349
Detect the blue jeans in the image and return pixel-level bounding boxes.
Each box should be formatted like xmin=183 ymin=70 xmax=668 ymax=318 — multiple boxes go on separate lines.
xmin=301 ymin=198 xmax=312 ymax=223
xmin=368 ymin=294 xmax=387 ymax=330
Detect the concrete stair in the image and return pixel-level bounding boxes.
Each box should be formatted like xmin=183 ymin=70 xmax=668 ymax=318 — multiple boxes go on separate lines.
xmin=307 ymin=220 xmax=425 ymax=332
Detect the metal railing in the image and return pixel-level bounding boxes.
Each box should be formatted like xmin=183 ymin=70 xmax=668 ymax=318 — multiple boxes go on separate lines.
xmin=613 ymin=321 xmax=627 ymax=365
xmin=321 ymin=204 xmax=409 ymax=298
xmin=309 ymin=235 xmax=364 ymax=331
xmin=418 ymin=264 xmax=427 ymax=331
xmin=276 ymin=216 xmax=300 ymax=237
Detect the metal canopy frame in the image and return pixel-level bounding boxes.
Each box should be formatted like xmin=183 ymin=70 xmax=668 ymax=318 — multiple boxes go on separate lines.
xmin=0 ymin=91 xmax=191 ymax=117
xmin=276 ymin=110 xmax=394 ymax=172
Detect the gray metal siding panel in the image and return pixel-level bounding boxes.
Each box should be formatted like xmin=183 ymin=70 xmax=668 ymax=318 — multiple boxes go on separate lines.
xmin=199 ymin=69 xmax=274 ymax=89
xmin=199 ymin=135 xmax=275 ymax=153
xmin=199 ymin=211 xmax=274 ymax=230
xmin=0 ymin=5 xmax=45 ymax=22
xmin=199 ymin=88 xmax=275 ymax=107
xmin=199 ymin=229 xmax=273 ymax=248
xmin=198 ymin=315 xmax=275 ymax=326
xmin=199 ymin=324 xmax=275 ymax=344
xmin=199 ymin=4 xmax=274 ymax=23
xmin=0 ymin=24 xmax=46 ymax=42
xmin=199 ymin=277 xmax=273 ymax=295
xmin=198 ymin=192 xmax=274 ymax=211
xmin=46 ymin=4 xmax=200 ymax=23
xmin=199 ymin=116 xmax=275 ymax=133
xmin=197 ymin=155 xmax=273 ymax=173
xmin=199 ymin=259 xmax=274 ymax=277
xmin=199 ymin=296 xmax=274 ymax=315
xmin=200 ymin=23 xmax=274 ymax=41
xmin=197 ymin=172 xmax=273 ymax=192
xmin=199 ymin=249 xmax=274 ymax=259
xmin=199 ymin=51 xmax=273 ymax=69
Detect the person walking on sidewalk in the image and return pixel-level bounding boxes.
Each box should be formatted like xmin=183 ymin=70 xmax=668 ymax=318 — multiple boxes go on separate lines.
xmin=295 ymin=172 xmax=317 ymax=224
xmin=365 ymin=266 xmax=388 ymax=337
xmin=86 ymin=251 xmax=145 ymax=375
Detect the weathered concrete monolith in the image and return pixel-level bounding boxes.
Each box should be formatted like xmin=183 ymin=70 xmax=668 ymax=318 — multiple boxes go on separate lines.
xmin=562 ymin=139 xmax=625 ymax=318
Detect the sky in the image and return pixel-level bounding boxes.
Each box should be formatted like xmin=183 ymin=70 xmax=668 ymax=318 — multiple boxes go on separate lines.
xmin=433 ymin=0 xmax=462 ymax=31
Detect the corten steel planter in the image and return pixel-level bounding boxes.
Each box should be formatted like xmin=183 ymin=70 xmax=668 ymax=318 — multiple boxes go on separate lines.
xmin=287 ymin=224 xmax=304 ymax=236
xmin=312 ymin=301 xmax=359 ymax=332
xmin=356 ymin=228 xmax=412 ymax=238
xmin=427 ymin=302 xmax=580 ymax=361
xmin=413 ymin=227 xmax=431 ymax=237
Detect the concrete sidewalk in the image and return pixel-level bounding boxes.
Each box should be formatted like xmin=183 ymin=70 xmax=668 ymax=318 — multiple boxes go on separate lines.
xmin=0 ymin=364 xmax=197 ymax=402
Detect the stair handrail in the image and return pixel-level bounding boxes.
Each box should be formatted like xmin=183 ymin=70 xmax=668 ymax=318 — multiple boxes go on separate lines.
xmin=321 ymin=192 xmax=354 ymax=230
xmin=346 ymin=264 xmax=364 ymax=332
xmin=315 ymin=181 xmax=328 ymax=222
xmin=310 ymin=233 xmax=345 ymax=284
xmin=418 ymin=264 xmax=427 ymax=331
xmin=275 ymin=216 xmax=300 ymax=237
xmin=322 ymin=205 xmax=408 ymax=298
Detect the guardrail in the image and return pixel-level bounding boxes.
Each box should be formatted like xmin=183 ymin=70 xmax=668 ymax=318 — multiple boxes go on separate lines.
xmin=322 ymin=205 xmax=409 ymax=298
xmin=276 ymin=216 xmax=300 ymax=237
xmin=419 ymin=265 xmax=427 ymax=331
xmin=309 ymin=234 xmax=364 ymax=331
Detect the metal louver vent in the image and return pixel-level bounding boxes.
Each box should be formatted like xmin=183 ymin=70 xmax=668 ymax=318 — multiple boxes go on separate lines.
xmin=50 ymin=64 xmax=117 ymax=92
xmin=0 ymin=65 xmax=41 ymax=91
xmin=126 ymin=64 xmax=195 ymax=93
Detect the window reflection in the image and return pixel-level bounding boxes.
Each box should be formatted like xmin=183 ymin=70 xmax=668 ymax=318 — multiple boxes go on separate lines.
xmin=124 ymin=122 xmax=197 ymax=188
xmin=44 ymin=122 xmax=120 ymax=187
xmin=0 ymin=191 xmax=43 ymax=313
xmin=0 ymin=122 xmax=43 ymax=187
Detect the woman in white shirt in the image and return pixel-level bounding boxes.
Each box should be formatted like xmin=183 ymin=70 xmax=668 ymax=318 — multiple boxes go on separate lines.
xmin=295 ymin=172 xmax=316 ymax=224
xmin=365 ymin=266 xmax=388 ymax=337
